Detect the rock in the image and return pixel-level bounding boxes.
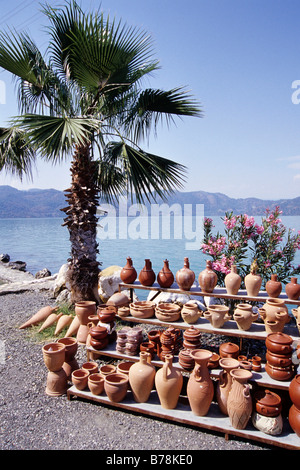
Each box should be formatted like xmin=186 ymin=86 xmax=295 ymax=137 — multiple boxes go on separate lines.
xmin=55 ymin=288 xmax=72 ymax=305
xmin=98 ymin=265 xmax=122 ymax=300
xmin=52 ymin=264 xmax=70 ymax=297
xmin=0 ymin=254 xmax=10 ymax=263
xmin=35 ymin=268 xmax=52 ymax=279
xmin=8 ymin=261 xmax=26 ymax=271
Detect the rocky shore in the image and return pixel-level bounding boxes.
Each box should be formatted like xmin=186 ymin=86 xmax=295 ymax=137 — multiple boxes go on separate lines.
xmin=0 ymin=260 xmax=271 ymax=452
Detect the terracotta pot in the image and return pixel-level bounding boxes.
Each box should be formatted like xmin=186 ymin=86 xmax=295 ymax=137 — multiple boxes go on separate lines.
xmin=157 ymin=259 xmax=174 ymax=288
xmin=265 ymin=332 xmax=293 ymax=355
xmin=99 ymin=364 xmax=116 ymax=377
xmin=45 ymin=369 xmax=68 ymax=396
xmin=97 ymin=307 xmax=116 ymax=323
xmin=289 ymin=404 xmax=300 ymax=437
xmin=75 ymin=301 xmax=96 ymax=344
xmin=285 ymin=277 xmax=300 ymax=300
xmin=251 ymin=355 xmax=262 ymax=372
xmin=87 ymin=314 xmax=99 ymax=326
xmin=82 ymin=361 xmax=98 ymax=375
xmin=128 ymin=351 xmax=156 ymax=402
xmin=140 ymin=341 xmax=156 ymax=359
xmin=265 ymin=362 xmax=294 ymax=381
xmin=89 ymin=325 xmax=108 ymax=341
xmin=57 ymin=337 xmax=78 ymax=363
xmin=117 ymin=361 xmax=134 ymax=377
xmin=181 ymin=303 xmax=201 ymax=324
xmin=254 ymin=389 xmax=282 ymax=417
xmin=219 ymin=341 xmax=239 ymax=359
xmin=244 ymin=267 xmax=262 ymax=297
xmin=259 ymin=298 xmax=289 ymax=327
xmin=227 ymin=368 xmax=253 ymax=430
xmin=198 ymin=260 xmax=217 ymax=293
xmin=155 ymin=303 xmax=181 ymax=322
xmin=42 ymin=342 xmax=66 ymax=372
xmin=224 ymin=265 xmax=241 ymax=295
xmin=147 ymin=330 xmax=161 ymax=353
xmin=182 ymin=326 xmax=201 ymax=350
xmin=203 ymin=304 xmax=231 ymax=328
xmin=175 ymin=257 xmax=195 ymax=291
xmin=104 ymin=373 xmax=129 ymax=403
xmin=233 ymin=303 xmax=258 ymax=331
xmin=187 ymin=349 xmax=214 ymax=416
xmin=117 ymin=306 xmax=130 ymax=318
xmin=71 ymin=369 xmax=89 ymax=390
xmin=266 ymin=350 xmax=293 ymax=368
xmin=155 ymin=354 xmax=183 ymax=409
xmin=90 ymin=336 xmax=109 ymax=350
xmin=216 ymin=357 xmax=240 ymax=415
xmin=88 ymin=373 xmax=105 ymax=395
xmin=120 ymin=257 xmax=137 ymax=284
xmin=208 ymin=352 xmax=220 ymax=369
xmin=264 ymin=319 xmax=285 ymax=334
xmin=138 ymin=259 xmax=156 ymax=286
xmin=265 ymin=274 xmax=282 ymax=298
xmin=289 ymin=374 xmax=300 ymax=409
xmin=130 ymin=301 xmax=156 ymax=319
xmin=19 ymin=305 xmax=58 ymax=329
xmin=178 ymin=349 xmax=195 ymax=371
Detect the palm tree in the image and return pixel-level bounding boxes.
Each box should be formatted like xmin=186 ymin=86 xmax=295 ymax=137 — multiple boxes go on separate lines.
xmin=0 ymin=1 xmax=202 ymax=303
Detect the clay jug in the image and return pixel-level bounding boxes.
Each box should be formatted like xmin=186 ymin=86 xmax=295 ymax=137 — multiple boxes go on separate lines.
xmin=175 ymin=257 xmax=195 ymax=291
xmin=265 ymin=274 xmax=282 ymax=298
xmin=138 ymin=259 xmax=156 ymax=286
xmin=203 ymin=304 xmax=231 ymax=328
xmin=155 ymin=354 xmax=183 ymax=409
xmin=128 ymin=351 xmax=156 ymax=403
xmin=187 ymin=349 xmax=214 ymax=416
xmin=216 ymin=357 xmax=240 ymax=415
xmin=75 ymin=301 xmax=96 ymax=344
xmin=198 ymin=260 xmax=217 ymax=293
xmin=157 ymin=259 xmax=174 ymax=288
xmin=181 ymin=302 xmax=201 ymax=324
xmin=285 ymin=277 xmax=300 ymax=300
xmin=120 ymin=257 xmax=137 ymax=284
xmin=224 ymin=265 xmax=241 ymax=295
xmin=233 ymin=303 xmax=259 ymax=331
xmin=244 ymin=260 xmax=262 ymax=297
xmin=227 ymin=368 xmax=253 ymax=430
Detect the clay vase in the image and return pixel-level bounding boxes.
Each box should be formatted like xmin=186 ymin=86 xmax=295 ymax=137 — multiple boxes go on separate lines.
xmin=155 ymin=354 xmax=183 ymax=409
xmin=75 ymin=301 xmax=96 ymax=344
xmin=71 ymin=369 xmax=89 ymax=391
xmin=198 ymin=260 xmax=218 ymax=293
xmin=216 ymin=358 xmax=240 ymax=415
xmin=157 ymin=259 xmax=174 ymax=288
xmin=120 ymin=257 xmax=137 ymax=284
xmin=233 ymin=303 xmax=259 ymax=331
xmin=224 ymin=265 xmax=241 ymax=295
xmin=181 ymin=302 xmax=201 ymax=324
xmin=219 ymin=341 xmax=239 ymax=359
xmin=203 ymin=304 xmax=231 ymax=328
xmin=129 ymin=351 xmax=156 ymax=403
xmin=227 ymin=368 xmax=253 ymax=430
xmin=88 ymin=373 xmax=104 ymax=395
xmin=175 ymin=257 xmax=195 ymax=291
xmin=104 ymin=373 xmax=129 ymax=403
xmin=187 ymin=349 xmax=214 ymax=416
xmin=19 ymin=305 xmax=58 ymax=329
xmin=138 ymin=259 xmax=156 ymax=286
xmin=244 ymin=264 xmax=262 ymax=297
xmin=285 ymin=277 xmax=300 ymax=300
xmin=265 ymin=274 xmax=282 ymax=298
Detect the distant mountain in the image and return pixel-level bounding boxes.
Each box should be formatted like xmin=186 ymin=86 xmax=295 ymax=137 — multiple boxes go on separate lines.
xmin=0 ymin=185 xmax=300 ymax=217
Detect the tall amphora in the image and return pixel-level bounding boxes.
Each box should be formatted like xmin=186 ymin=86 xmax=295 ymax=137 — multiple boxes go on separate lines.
xmin=227 ymin=368 xmax=253 ymax=429
xmin=187 ymin=349 xmax=214 ymax=416
xmin=155 ymin=354 xmax=183 ymax=409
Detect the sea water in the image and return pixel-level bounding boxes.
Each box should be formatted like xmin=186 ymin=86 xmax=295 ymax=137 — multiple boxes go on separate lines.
xmin=0 ymin=215 xmax=300 ymax=280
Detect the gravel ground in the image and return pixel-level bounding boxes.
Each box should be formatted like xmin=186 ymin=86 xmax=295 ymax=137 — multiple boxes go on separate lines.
xmin=0 ymin=289 xmax=279 ymax=453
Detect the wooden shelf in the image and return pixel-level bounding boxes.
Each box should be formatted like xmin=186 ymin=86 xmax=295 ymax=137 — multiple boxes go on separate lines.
xmin=67 ymin=386 xmax=300 ymax=450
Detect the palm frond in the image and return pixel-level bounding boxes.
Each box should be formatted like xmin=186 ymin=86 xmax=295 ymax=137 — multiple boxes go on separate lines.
xmin=0 ymin=127 xmax=36 ymax=179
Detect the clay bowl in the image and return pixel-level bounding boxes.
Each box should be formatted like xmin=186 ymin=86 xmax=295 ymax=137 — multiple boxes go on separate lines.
xmin=88 ymin=373 xmax=105 ymax=395
xmin=81 ymin=361 xmax=98 ymax=375
xmin=254 ymin=389 xmax=282 ymax=417
xmin=56 ymin=337 xmax=78 ymax=362
xmin=129 ymin=301 xmax=155 ymax=319
xmin=71 ymin=369 xmax=89 ymax=390
xmin=90 ymin=337 xmax=109 ymax=350
xmin=155 ymin=309 xmax=181 ymax=322
xmin=89 ymin=326 xmax=108 ymax=341
xmin=265 ymin=362 xmax=295 ymax=381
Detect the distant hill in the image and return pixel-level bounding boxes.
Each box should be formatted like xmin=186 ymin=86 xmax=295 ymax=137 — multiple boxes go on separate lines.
xmin=0 ymin=185 xmax=300 ymax=217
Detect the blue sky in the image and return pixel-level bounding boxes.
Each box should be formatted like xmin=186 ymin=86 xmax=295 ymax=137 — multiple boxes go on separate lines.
xmin=1 ymin=0 xmax=300 ymax=200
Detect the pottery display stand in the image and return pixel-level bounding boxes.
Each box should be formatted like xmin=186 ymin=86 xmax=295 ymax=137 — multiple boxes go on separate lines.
xmin=71 ymin=281 xmax=300 ymax=450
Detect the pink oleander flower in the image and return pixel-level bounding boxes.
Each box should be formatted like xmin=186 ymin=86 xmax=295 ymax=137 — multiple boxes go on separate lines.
xmin=244 ymin=215 xmax=255 ymax=228
xmin=224 ymin=216 xmax=236 ymax=229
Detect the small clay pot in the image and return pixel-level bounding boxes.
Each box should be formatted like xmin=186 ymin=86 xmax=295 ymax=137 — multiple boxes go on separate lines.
xmin=289 ymin=374 xmax=300 ymax=409
xmin=42 ymin=342 xmax=66 ymax=372
xmin=178 ymin=349 xmax=195 ymax=371
xmin=265 ymin=332 xmax=293 ymax=355
xmin=289 ymin=404 xmax=300 ymax=437
xmin=97 ymin=307 xmax=116 ymax=323
xmin=117 ymin=361 xmax=134 ymax=376
xmin=251 ymin=355 xmax=262 ymax=372
xmin=117 ymin=307 xmax=130 ymax=318
xmin=81 ymin=361 xmax=98 ymax=375
xmin=285 ymin=277 xmax=300 ymax=300
xmin=90 ymin=337 xmax=109 ymax=350
xmin=266 ymin=350 xmax=293 ymax=368
xmin=99 ymin=364 xmax=116 ymax=377
xmin=89 ymin=326 xmax=108 ymax=341
xmin=56 ymin=337 xmax=78 ymax=363
xmin=140 ymin=341 xmax=156 ymax=359
xmin=88 ymin=373 xmax=105 ymax=395
xmin=104 ymin=373 xmax=129 ymax=402
xmin=219 ymin=342 xmax=239 ymax=359
xmin=207 ymin=352 xmax=220 ymax=369
xmin=265 ymin=362 xmax=295 ymax=381
xmin=71 ymin=369 xmax=89 ymax=390
xmin=254 ymin=389 xmax=282 ymax=417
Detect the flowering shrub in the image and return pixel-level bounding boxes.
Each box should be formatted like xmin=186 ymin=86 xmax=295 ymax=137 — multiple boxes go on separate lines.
xmin=201 ymin=206 xmax=300 ymax=287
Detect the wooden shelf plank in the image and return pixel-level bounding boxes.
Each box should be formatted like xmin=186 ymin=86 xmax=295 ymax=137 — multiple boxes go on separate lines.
xmin=67 ymin=386 xmax=300 ymax=450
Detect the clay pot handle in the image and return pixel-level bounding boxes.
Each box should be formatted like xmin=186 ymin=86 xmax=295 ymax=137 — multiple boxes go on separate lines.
xmin=219 ymin=370 xmax=227 ymax=389
xmin=194 ymin=365 xmax=202 ymax=382
xmin=251 ymin=312 xmax=259 ymax=321
xmin=258 ymin=308 xmax=266 ymax=320
xmin=243 ymin=384 xmax=250 ymax=398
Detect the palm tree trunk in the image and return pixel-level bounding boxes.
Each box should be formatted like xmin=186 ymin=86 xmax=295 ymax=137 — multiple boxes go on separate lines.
xmin=61 ymin=143 xmax=101 ymax=303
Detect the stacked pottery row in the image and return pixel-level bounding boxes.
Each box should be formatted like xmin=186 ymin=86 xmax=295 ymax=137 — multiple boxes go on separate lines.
xmin=265 ymin=332 xmax=295 ymax=381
